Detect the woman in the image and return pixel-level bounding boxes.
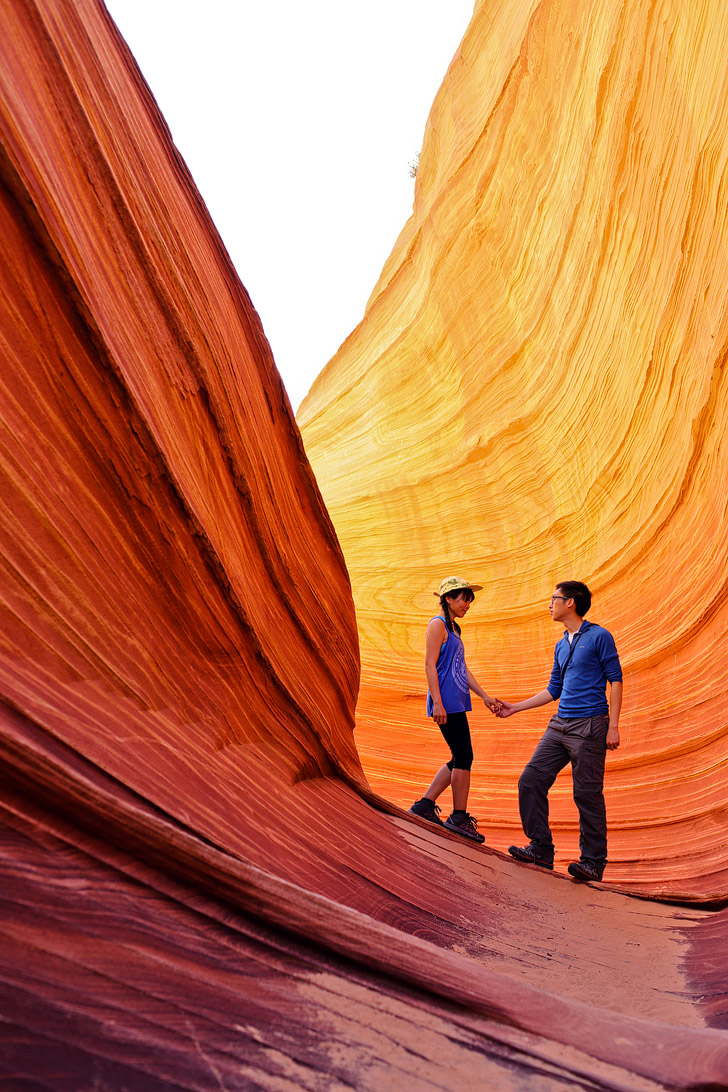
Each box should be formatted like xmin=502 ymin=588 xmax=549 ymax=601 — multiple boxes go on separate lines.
xmin=409 ymin=576 xmax=499 ymax=843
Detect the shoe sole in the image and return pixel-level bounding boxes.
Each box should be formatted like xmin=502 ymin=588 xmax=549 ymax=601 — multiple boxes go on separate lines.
xmin=508 ymin=849 xmax=554 ymax=869
xmin=444 ymin=822 xmax=485 ymax=843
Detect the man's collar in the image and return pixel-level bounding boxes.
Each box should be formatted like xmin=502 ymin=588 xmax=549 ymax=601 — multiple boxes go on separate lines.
xmin=563 ymin=619 xmax=591 ymax=637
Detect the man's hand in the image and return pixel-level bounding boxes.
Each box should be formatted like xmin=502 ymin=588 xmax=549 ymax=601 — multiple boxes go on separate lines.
xmin=606 ymin=725 xmax=620 ymax=750
xmin=495 ymin=700 xmax=517 ymax=718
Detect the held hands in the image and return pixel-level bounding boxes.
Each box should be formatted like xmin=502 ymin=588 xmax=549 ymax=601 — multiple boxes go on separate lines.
xmin=483 ymin=694 xmax=502 ymax=715
xmin=494 ymin=699 xmax=517 ymax=718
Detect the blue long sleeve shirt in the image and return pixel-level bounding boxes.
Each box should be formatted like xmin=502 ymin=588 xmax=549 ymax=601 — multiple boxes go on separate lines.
xmin=546 ymin=619 xmax=622 ymax=717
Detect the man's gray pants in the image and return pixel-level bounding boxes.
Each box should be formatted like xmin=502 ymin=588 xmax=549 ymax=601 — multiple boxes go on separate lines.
xmin=518 ymin=714 xmax=609 ymax=865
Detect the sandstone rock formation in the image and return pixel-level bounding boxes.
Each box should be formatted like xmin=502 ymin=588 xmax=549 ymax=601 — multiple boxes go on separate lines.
xmin=300 ymin=0 xmax=728 ymax=902
xmin=1 ymin=0 xmax=726 ymax=1089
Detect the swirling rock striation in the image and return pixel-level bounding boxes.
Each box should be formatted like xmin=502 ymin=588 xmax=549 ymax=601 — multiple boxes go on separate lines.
xmin=300 ymin=0 xmax=728 ymax=902
xmin=0 ymin=0 xmax=726 ymax=1089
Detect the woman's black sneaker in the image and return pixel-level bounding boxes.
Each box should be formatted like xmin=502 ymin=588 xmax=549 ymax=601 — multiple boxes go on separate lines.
xmin=508 ymin=844 xmax=554 ymax=869
xmin=444 ymin=811 xmax=485 ymax=843
xmin=568 ymin=860 xmax=604 ymax=883
xmin=408 ymin=797 xmax=445 ymax=825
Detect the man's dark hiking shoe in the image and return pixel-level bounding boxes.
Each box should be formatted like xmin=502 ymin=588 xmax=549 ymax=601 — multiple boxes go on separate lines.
xmin=508 ymin=844 xmax=554 ymax=869
xmin=408 ymin=797 xmax=445 ymax=825
xmin=444 ymin=811 xmax=485 ymax=843
xmin=568 ymin=860 xmax=604 ymax=883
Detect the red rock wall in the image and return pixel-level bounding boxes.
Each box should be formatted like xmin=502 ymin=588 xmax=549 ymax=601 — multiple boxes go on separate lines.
xmin=1 ymin=1 xmax=727 ymax=1088
xmin=0 ymin=0 xmax=363 ymax=804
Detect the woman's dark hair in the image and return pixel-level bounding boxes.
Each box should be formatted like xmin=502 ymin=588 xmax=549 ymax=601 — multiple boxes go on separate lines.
xmin=556 ymin=580 xmax=591 ymax=616
xmin=440 ymin=587 xmax=475 ymax=634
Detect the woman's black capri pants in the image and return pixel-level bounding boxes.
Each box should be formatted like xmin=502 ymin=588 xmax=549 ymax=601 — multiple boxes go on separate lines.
xmin=439 ymin=710 xmax=474 ymax=771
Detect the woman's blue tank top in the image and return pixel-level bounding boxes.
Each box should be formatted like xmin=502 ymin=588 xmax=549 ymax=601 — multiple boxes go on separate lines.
xmin=426 ymin=617 xmax=471 ymax=715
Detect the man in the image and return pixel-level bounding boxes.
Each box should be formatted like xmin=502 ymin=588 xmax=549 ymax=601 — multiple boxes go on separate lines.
xmin=496 ymin=581 xmax=622 ymax=883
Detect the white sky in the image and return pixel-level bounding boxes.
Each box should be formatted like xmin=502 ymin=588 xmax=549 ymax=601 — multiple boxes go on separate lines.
xmin=104 ymin=1 xmax=474 ymax=410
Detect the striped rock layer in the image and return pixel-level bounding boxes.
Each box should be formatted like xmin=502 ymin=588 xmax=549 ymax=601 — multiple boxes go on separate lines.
xmin=299 ymin=0 xmax=728 ymax=901
xmin=0 ymin=0 xmax=726 ymax=1089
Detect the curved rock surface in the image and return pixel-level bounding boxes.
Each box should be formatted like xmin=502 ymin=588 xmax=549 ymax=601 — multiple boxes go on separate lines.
xmin=0 ymin=0 xmax=726 ymax=1089
xmin=300 ymin=0 xmax=728 ymax=902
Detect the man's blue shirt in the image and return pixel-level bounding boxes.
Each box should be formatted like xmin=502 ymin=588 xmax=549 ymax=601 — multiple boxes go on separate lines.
xmin=546 ymin=619 xmax=622 ymax=717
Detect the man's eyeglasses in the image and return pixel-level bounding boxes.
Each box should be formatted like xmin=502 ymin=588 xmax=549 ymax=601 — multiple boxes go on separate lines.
xmin=550 ymin=595 xmax=570 ymax=603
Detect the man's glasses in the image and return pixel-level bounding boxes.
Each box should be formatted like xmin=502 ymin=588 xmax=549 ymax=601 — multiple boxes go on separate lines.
xmin=550 ymin=595 xmax=569 ymax=603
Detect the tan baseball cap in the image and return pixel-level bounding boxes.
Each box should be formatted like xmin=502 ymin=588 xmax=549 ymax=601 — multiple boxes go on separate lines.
xmin=434 ymin=576 xmax=483 ymax=597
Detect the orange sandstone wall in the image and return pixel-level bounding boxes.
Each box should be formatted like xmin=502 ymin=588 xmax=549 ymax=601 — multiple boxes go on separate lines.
xmin=299 ymin=0 xmax=728 ymax=896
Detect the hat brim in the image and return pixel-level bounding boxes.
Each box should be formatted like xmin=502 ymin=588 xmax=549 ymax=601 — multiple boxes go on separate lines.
xmin=433 ymin=583 xmax=483 ymax=595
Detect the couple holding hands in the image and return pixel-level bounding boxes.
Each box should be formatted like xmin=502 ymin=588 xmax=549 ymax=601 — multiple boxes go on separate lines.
xmin=409 ymin=575 xmax=623 ymax=883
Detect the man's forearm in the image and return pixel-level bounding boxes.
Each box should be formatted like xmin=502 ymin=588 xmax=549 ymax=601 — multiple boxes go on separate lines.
xmin=605 ymin=680 xmax=622 ymax=750
xmin=609 ymin=680 xmax=623 ymax=727
xmin=512 ymin=689 xmax=555 ymax=713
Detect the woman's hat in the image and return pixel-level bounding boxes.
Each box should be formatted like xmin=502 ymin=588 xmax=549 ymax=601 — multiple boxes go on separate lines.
xmin=434 ymin=576 xmax=483 ymax=597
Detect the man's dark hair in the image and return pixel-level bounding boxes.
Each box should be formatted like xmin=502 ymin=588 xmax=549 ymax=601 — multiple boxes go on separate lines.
xmin=556 ymin=580 xmax=591 ymax=616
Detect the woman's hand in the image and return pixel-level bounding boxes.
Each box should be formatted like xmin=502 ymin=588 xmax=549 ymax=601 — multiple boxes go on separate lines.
xmin=482 ymin=694 xmax=501 ymax=715
xmin=431 ymin=700 xmax=447 ymax=725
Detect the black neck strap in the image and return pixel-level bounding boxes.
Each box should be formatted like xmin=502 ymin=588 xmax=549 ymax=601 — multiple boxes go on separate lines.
xmin=560 ymin=629 xmax=584 ymax=680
